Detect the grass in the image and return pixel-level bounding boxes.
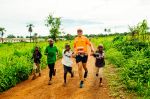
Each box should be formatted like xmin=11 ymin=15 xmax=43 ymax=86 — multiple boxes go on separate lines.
xmin=92 ymin=36 xmax=150 ymax=98
xmin=0 ymin=41 xmax=72 ymax=92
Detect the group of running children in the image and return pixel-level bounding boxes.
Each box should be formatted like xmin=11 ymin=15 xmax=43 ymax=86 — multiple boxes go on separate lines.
xmin=31 ymin=29 xmax=105 ymax=88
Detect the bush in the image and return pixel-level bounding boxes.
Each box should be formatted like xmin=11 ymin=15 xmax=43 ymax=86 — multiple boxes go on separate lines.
xmin=0 ymin=41 xmax=69 ymax=92
xmin=106 ymin=48 xmax=126 ymax=67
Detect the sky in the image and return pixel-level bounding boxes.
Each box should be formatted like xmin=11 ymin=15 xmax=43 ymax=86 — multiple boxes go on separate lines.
xmin=0 ymin=0 xmax=150 ymax=37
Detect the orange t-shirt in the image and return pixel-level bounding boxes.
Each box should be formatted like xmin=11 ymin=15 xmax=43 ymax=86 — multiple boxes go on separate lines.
xmin=74 ymin=36 xmax=91 ymax=54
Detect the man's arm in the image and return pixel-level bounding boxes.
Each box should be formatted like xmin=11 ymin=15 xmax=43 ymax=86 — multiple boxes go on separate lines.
xmin=86 ymin=38 xmax=94 ymax=52
xmin=73 ymin=39 xmax=77 ymax=54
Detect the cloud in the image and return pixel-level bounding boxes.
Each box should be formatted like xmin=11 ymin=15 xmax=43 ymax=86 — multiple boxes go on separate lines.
xmin=0 ymin=0 xmax=150 ymax=37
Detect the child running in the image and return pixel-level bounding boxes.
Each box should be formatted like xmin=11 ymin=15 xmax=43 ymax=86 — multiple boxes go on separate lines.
xmin=45 ymin=39 xmax=58 ymax=85
xmin=62 ymin=44 xmax=74 ymax=86
xmin=32 ymin=46 xmax=42 ymax=80
xmin=91 ymin=44 xmax=105 ymax=86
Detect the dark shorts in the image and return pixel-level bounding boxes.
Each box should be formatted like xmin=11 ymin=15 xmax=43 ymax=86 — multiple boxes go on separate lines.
xmin=64 ymin=65 xmax=72 ymax=74
xmin=75 ymin=55 xmax=88 ymax=63
xmin=95 ymin=59 xmax=105 ymax=68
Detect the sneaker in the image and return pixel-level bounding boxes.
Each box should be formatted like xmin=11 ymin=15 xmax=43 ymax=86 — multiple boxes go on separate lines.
xmin=80 ymin=81 xmax=84 ymax=88
xmin=48 ymin=80 xmax=52 ymax=85
xmin=53 ymin=69 xmax=56 ymax=76
xmin=96 ymin=74 xmax=98 ymax=77
xmin=39 ymin=73 xmax=41 ymax=77
xmin=32 ymin=75 xmax=36 ymax=80
xmin=84 ymin=71 xmax=88 ymax=78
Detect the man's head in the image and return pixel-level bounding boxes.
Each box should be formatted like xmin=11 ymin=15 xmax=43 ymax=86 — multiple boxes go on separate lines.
xmin=77 ymin=29 xmax=83 ymax=37
xmin=48 ymin=39 xmax=54 ymax=46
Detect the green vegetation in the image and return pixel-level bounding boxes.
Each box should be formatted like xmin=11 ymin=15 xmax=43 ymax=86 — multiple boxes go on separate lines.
xmin=1 ymin=19 xmax=150 ymax=98
xmin=0 ymin=27 xmax=6 ymax=43
xmin=26 ymin=24 xmax=34 ymax=42
xmin=0 ymin=41 xmax=71 ymax=92
xmin=92 ymin=20 xmax=150 ymax=97
xmin=45 ymin=14 xmax=61 ymax=42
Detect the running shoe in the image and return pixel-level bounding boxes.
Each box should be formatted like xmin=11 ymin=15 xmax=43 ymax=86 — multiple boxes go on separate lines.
xmin=48 ymin=80 xmax=52 ymax=85
xmin=80 ymin=81 xmax=84 ymax=88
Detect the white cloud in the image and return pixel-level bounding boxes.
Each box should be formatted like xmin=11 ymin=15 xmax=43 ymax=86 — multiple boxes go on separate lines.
xmin=0 ymin=0 xmax=150 ymax=37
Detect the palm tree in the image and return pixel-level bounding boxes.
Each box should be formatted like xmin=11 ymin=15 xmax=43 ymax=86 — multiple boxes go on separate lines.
xmin=0 ymin=27 xmax=6 ymax=43
xmin=104 ymin=28 xmax=107 ymax=34
xmin=104 ymin=28 xmax=111 ymax=34
xmin=27 ymin=24 xmax=34 ymax=42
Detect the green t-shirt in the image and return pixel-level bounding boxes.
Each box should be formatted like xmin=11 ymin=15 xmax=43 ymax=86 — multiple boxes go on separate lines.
xmin=45 ymin=45 xmax=58 ymax=64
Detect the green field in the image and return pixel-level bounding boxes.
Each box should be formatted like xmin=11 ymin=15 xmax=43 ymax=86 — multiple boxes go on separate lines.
xmin=0 ymin=41 xmax=71 ymax=92
xmin=92 ymin=35 xmax=150 ymax=97
xmin=1 ymin=34 xmax=150 ymax=97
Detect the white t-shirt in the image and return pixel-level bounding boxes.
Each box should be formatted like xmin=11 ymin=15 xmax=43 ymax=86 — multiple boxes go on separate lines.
xmin=62 ymin=49 xmax=73 ymax=67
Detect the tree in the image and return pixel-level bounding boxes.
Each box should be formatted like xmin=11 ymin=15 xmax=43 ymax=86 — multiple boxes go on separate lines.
xmin=33 ymin=33 xmax=38 ymax=43
xmin=129 ymin=19 xmax=149 ymax=41
xmin=0 ymin=27 xmax=6 ymax=43
xmin=45 ymin=14 xmax=61 ymax=41
xmin=104 ymin=28 xmax=111 ymax=34
xmin=7 ymin=34 xmax=16 ymax=38
xmin=27 ymin=24 xmax=34 ymax=42
xmin=64 ymin=34 xmax=74 ymax=40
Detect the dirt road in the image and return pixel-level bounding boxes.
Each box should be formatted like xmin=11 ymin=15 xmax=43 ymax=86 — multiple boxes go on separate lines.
xmin=0 ymin=54 xmax=112 ymax=99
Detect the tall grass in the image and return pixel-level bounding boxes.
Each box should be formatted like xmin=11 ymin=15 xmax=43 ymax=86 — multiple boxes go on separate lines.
xmin=92 ymin=35 xmax=150 ymax=97
xmin=0 ymin=41 xmax=71 ymax=92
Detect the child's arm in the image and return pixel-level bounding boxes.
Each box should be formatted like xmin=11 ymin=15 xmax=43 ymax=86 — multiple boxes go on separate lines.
xmin=90 ymin=52 xmax=96 ymax=57
xmin=102 ymin=52 xmax=105 ymax=58
xmin=71 ymin=51 xmax=76 ymax=58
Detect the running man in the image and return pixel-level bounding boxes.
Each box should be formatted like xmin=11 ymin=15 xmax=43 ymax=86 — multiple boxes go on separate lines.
xmin=74 ymin=29 xmax=94 ymax=88
xmin=45 ymin=39 xmax=58 ymax=85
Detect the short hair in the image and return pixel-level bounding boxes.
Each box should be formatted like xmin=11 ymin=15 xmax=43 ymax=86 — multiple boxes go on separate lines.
xmin=65 ymin=43 xmax=70 ymax=48
xmin=48 ymin=38 xmax=54 ymax=42
xmin=98 ymin=44 xmax=103 ymax=48
xmin=77 ymin=29 xmax=83 ymax=33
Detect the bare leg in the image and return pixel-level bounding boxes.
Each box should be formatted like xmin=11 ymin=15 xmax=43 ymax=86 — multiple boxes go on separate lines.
xmin=82 ymin=63 xmax=88 ymax=72
xmin=32 ymin=63 xmax=37 ymax=80
xmin=83 ymin=63 xmax=88 ymax=78
xmin=36 ymin=63 xmax=41 ymax=76
xmin=95 ymin=67 xmax=99 ymax=76
xmin=99 ymin=67 xmax=104 ymax=86
xmin=78 ymin=62 xmax=84 ymax=81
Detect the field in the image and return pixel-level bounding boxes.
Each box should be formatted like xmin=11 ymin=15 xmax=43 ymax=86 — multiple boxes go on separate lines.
xmin=92 ymin=35 xmax=150 ymax=98
xmin=0 ymin=41 xmax=70 ymax=92
xmin=0 ymin=34 xmax=150 ymax=98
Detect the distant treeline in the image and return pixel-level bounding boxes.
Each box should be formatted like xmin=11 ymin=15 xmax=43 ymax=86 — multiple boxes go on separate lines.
xmin=7 ymin=32 xmax=150 ymax=40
